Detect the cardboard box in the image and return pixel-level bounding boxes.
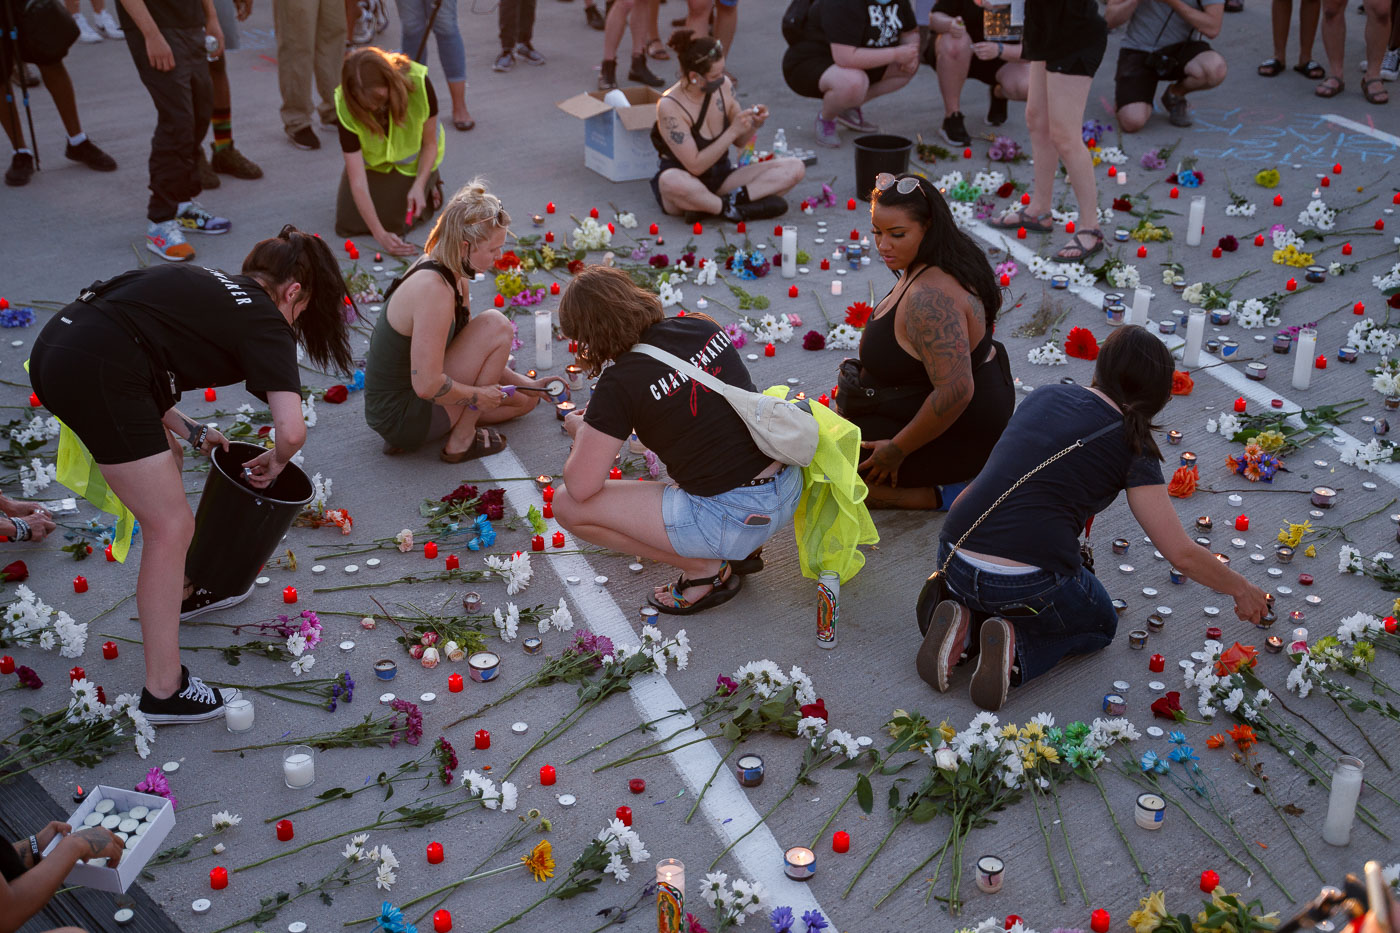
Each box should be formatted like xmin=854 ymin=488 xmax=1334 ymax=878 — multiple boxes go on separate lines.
xmin=556 ymin=87 xmax=663 ymax=183
xmin=41 ymin=785 xmax=176 ymax=893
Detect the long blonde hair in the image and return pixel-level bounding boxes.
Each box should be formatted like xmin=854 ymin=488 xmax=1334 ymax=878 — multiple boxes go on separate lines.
xmin=341 ymin=47 xmax=414 ymax=137
xmin=425 ymin=178 xmax=511 ymax=284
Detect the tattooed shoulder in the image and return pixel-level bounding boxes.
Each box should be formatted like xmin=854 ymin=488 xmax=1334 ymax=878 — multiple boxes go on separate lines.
xmin=902 ymin=284 xmax=974 ymax=394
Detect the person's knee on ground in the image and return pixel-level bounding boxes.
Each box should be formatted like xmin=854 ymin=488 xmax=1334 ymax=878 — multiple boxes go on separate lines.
xmin=1116 ymin=100 xmax=1152 ymax=132
xmin=820 ymin=66 xmax=870 ymax=114
xmin=1184 ymin=50 xmax=1228 ymax=89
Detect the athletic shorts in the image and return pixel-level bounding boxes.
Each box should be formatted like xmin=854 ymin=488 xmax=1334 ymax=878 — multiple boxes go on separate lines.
xmin=1114 ymin=41 xmax=1212 ymax=108
xmin=662 ymin=464 xmax=802 ymax=560
xmin=783 ymin=44 xmax=889 ymax=100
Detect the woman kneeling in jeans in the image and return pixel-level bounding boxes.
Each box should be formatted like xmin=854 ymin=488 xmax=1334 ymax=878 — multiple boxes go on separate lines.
xmin=920 ymin=326 xmax=1270 ymax=710
xmin=552 ymin=266 xmax=802 ymax=615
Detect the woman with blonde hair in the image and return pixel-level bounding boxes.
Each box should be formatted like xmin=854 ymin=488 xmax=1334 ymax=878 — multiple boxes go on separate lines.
xmin=364 ymin=180 xmax=557 ymax=460
xmin=553 ymin=266 xmax=802 ymax=615
xmin=335 ymin=46 xmax=446 ymax=256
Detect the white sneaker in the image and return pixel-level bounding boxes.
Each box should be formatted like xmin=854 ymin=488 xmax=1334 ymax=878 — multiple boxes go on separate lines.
xmin=93 ymin=9 xmax=124 ymax=38
xmin=73 ymin=12 xmax=102 ymax=43
xmin=1381 ymin=48 xmax=1400 ymax=81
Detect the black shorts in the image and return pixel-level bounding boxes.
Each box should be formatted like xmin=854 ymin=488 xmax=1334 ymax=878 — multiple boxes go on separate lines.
xmin=923 ymin=42 xmax=1005 ymax=86
xmin=1040 ymin=35 xmax=1106 ymax=77
xmin=1114 ymin=42 xmax=1212 ymax=108
xmin=782 ymin=44 xmax=888 ymax=99
xmin=651 ymin=156 xmax=737 ymax=210
xmin=29 ymin=304 xmax=174 ymax=465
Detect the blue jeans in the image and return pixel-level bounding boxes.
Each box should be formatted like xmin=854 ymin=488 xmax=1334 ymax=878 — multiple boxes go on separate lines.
xmin=663 ymin=466 xmax=803 ymax=560
xmin=397 ymin=0 xmax=467 ymax=84
xmin=936 ymin=542 xmax=1118 ymax=684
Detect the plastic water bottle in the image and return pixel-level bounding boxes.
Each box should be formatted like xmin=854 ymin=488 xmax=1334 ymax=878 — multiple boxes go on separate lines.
xmin=773 ymin=128 xmax=788 ymax=156
xmin=205 ymin=33 xmax=219 ymax=62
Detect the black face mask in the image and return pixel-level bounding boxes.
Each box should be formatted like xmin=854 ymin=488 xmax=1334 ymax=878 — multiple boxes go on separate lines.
xmin=699 ymin=75 xmax=724 ymax=93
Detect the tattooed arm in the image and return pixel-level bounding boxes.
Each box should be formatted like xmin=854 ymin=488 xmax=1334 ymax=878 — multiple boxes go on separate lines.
xmin=1 ymin=826 xmax=123 ymax=933
xmin=656 ymin=97 xmax=745 ymax=177
xmin=857 ymin=282 xmax=975 ymax=486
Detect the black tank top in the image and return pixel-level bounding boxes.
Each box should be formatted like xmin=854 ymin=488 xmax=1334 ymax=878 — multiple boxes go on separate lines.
xmin=650 ymin=87 xmax=730 ymax=159
xmin=383 ymin=259 xmax=468 ymax=334
xmin=859 ymin=265 xmax=993 ymax=388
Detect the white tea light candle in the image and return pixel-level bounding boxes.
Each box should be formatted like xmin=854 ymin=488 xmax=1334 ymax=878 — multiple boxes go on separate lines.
xmin=783 ymin=845 xmax=816 ymax=881
xmin=1134 ymin=792 xmax=1165 ymax=829
xmin=283 ymin=745 xmax=315 ymax=789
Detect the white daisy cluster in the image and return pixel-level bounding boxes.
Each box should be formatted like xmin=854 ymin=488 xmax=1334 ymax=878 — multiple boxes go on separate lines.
xmin=1181 ymin=282 xmax=1205 ymax=306
xmin=1180 ymin=643 xmax=1273 ymax=721
xmin=301 ymin=396 xmax=317 ymax=428
xmin=616 ymin=211 xmax=637 ymax=229
xmin=1096 ymin=146 xmax=1127 ymax=165
xmin=1228 ymin=297 xmax=1271 ymax=329
xmin=1225 ymin=201 xmax=1257 ymax=217
xmin=787 ymin=665 xmax=816 ymax=706
xmin=948 ymin=200 xmax=976 ymax=228
xmin=796 ymin=716 xmax=826 ymax=740
xmin=1050 ymin=209 xmax=1076 ymax=226
xmin=1106 ymin=263 xmax=1140 ymax=290
xmin=1340 ymin=437 xmax=1397 ymax=473
xmin=1297 ymin=198 xmax=1336 ymax=231
xmin=572 ymin=217 xmax=612 ymax=250
xmin=493 ymin=603 xmax=521 ymax=641
xmin=486 ymin=552 xmax=533 ymax=595
xmin=939 ymin=712 xmax=1026 ymax=787
xmin=1347 ymin=318 xmax=1399 ymax=355
xmin=971 ymin=170 xmax=1005 ymax=194
xmin=1336 ymin=611 xmax=1384 ymax=644
xmin=1338 ymin=544 xmax=1365 ymax=574
xmin=598 ymin=818 xmax=649 ymax=883
xmin=1206 ymin=412 xmax=1242 ymax=438
xmin=825 ymin=323 xmax=861 ymax=350
xmin=699 ymin=871 xmax=766 ymax=924
xmin=2 ymin=585 xmax=88 ymax=657
xmin=934 ymin=170 xmax=964 ymax=192
xmin=639 ymin=623 xmax=690 ymax=672
xmin=1328 ymin=261 xmax=1344 ymax=277
xmin=67 ymin=678 xmax=157 ymax=758
xmin=1371 ymin=358 xmax=1400 ymax=397
xmin=658 ymin=277 xmax=683 ymax=308
xmin=694 ymin=259 xmax=718 ymax=286
xmin=732 ymin=658 xmax=794 ymax=698
xmin=1027 ymin=342 xmax=1068 ymax=366
xmin=1097 ymin=206 xmax=1116 ymax=226
xmin=9 ymin=416 xmax=60 ymax=445
xmin=1286 ymin=655 xmax=1326 ymax=698
xmin=19 ymin=457 xmax=56 ymax=497
xmin=1374 ymin=262 xmax=1400 ymax=292
xmin=309 ymin=472 xmax=333 ymax=513
xmin=287 ymin=631 xmax=316 ymax=676
xmin=825 ymin=728 xmax=861 ymax=759
xmin=1027 ymin=257 xmax=1094 ymax=287
xmin=212 ymin=811 xmax=242 ymax=830
xmin=1161 ymin=266 xmax=1186 ymax=287
xmin=341 ymin=835 xmax=400 ymax=891
xmin=1083 ymin=716 xmax=1142 ymax=750
xmin=748 ymin=314 xmax=795 ymax=344
xmin=539 ymin=597 xmax=573 ymax=634
xmin=1272 ymin=228 xmax=1304 ymax=250
xmin=460 ymin=769 xmax=519 ymax=812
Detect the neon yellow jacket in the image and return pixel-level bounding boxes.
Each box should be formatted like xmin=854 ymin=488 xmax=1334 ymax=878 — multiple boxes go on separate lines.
xmin=334 ymin=61 xmax=446 ymax=177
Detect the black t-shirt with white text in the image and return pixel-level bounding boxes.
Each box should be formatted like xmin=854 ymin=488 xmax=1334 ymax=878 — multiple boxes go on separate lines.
xmin=95 ymin=265 xmax=302 ymax=402
xmin=820 ymin=0 xmax=918 ymax=48
xmin=584 ymin=317 xmax=772 ymax=497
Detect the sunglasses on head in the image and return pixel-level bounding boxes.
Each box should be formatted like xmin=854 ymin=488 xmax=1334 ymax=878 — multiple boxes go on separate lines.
xmin=874 ymin=173 xmax=923 ymax=195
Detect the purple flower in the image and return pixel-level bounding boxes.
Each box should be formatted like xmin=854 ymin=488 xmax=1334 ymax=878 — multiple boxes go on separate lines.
xmin=723 ymin=323 xmax=747 ymax=349
xmin=342 ymin=671 xmax=355 ymax=703
xmin=135 ymin=766 xmax=177 ymax=810
xmin=566 ymin=629 xmax=616 ymax=666
xmin=801 ymin=910 xmax=829 ymax=932
xmin=1081 ymin=119 xmax=1111 ymax=144
xmin=299 ymin=611 xmax=322 ymax=650
xmin=1140 ymin=149 xmax=1166 ymax=171
xmin=643 ymin=450 xmax=660 ymax=479
xmin=15 ymin=665 xmax=41 ymax=689
xmin=1269 ymin=223 xmax=1286 ymax=236
xmin=715 ymin=674 xmax=738 ymax=696
xmin=388 ymin=699 xmax=423 ymax=747
xmin=770 ymin=906 xmax=794 ymax=932
xmin=994 ymin=260 xmax=1018 ymax=280
xmin=435 ymin=736 xmax=458 ymax=785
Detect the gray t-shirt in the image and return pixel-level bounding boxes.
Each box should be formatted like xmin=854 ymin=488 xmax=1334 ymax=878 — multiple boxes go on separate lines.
xmin=1121 ymin=0 xmax=1221 ymax=52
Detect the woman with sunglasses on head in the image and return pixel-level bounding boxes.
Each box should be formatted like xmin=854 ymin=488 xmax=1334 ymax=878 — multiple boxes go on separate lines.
xmin=835 ymin=172 xmax=1014 ymax=510
xmin=650 ymin=29 xmax=805 ymax=223
xmin=28 ymin=226 xmax=352 ymax=724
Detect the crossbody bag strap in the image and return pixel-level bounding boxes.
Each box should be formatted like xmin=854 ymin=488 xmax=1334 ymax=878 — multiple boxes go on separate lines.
xmin=629 ymin=342 xmax=730 ymax=395
xmin=937 ymin=419 xmax=1123 ymax=577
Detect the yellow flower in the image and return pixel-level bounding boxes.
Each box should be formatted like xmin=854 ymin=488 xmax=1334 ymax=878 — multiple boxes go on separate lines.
xmin=1129 ymin=890 xmax=1169 ymax=933
xmin=1019 ymin=722 xmax=1045 ymax=741
xmin=1305 ymin=544 xmax=1316 ymax=557
xmin=1277 ymin=519 xmax=1312 ymax=548
xmin=1037 ymin=742 xmax=1060 ymax=764
xmin=1021 ymin=751 xmax=1039 ymax=771
xmin=1255 ymin=430 xmax=1286 ymax=453
xmin=937 ymin=719 xmax=956 ymax=743
xmin=1001 ymin=723 xmax=1020 ymax=740
xmin=521 ymin=839 xmax=554 ymax=882
xmin=1392 ymin=596 xmax=1400 ymax=616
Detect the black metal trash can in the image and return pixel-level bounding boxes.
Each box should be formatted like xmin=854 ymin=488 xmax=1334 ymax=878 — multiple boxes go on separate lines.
xmin=853 ymin=134 xmax=914 ymax=201
xmin=184 ymin=442 xmax=313 ymax=600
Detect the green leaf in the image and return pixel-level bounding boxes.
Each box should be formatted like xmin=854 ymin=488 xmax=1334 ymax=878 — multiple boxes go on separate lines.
xmin=909 ymin=799 xmax=940 ymax=823
xmin=856 ymin=774 xmax=874 ymax=814
xmin=887 ymin=784 xmax=901 ymax=810
xmin=315 ymin=787 xmax=348 ymax=800
xmin=721 ymin=722 xmax=741 ymax=742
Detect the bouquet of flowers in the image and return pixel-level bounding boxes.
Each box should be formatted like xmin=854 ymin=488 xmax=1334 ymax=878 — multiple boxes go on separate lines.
xmin=0 ymin=584 xmax=87 ymax=657
xmin=1225 ymin=440 xmax=1282 ymax=482
xmin=0 ymin=677 xmax=156 ymax=776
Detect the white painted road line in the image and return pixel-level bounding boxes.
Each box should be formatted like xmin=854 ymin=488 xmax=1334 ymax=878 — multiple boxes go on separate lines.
xmin=1322 ymin=113 xmax=1400 ymax=148
xmin=484 ymin=452 xmax=828 ymax=917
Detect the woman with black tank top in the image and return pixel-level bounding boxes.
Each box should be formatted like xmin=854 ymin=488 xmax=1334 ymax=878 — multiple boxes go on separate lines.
xmin=649 ymin=30 xmax=805 ymax=222
xmin=364 ymin=179 xmax=558 ymax=460
xmin=836 ymin=173 xmax=1014 ymax=509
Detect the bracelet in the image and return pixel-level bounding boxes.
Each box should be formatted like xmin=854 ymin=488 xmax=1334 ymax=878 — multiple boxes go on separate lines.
xmin=996 ymin=40 xmax=1004 ymax=57
xmin=195 ymin=426 xmax=209 ymax=449
xmin=11 ymin=516 xmax=30 ymax=542
xmin=29 ymin=834 xmax=41 ymax=864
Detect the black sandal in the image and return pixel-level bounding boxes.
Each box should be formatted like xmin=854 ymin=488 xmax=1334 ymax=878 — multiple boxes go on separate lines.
xmin=730 ymin=548 xmax=765 ymax=575
xmin=1293 ymin=60 xmax=1325 ymax=79
xmin=1258 ymin=58 xmax=1284 ymax=77
xmin=1052 ymin=229 xmax=1103 ymax=262
xmin=648 ymin=562 xmax=744 ymax=615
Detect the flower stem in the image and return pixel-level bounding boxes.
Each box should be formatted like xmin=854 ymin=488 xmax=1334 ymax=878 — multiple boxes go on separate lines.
xmin=597 ymin=733 xmax=714 ymax=772
xmin=872 ymin=830 xmax=949 ymax=910
xmin=809 ymin=761 xmax=878 ymax=850
xmin=342 ymin=863 xmax=525 ymax=925
xmin=1090 ymin=770 xmax=1149 ymax=886
xmin=564 ymin=702 xmax=701 ymax=765
xmin=1030 ymin=787 xmax=1067 ymax=904
xmin=843 ymin=814 xmax=906 ymax=899
xmin=708 ymin=782 xmax=798 ymax=870
xmin=1051 ymin=791 xmax=1090 ymax=905
xmin=922 ymin=817 xmax=958 ymax=907
xmin=685 ymin=742 xmax=735 ymax=823
xmin=483 ymin=889 xmax=555 ymax=933
xmin=590 ymin=707 xmax=726 ymax=770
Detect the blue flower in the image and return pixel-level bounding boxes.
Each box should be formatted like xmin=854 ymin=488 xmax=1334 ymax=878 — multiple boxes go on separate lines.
xmin=770 ymin=906 xmax=794 ymax=932
xmin=1139 ymin=751 xmax=1160 ymax=772
xmin=1168 ymin=745 xmax=1199 ymax=764
xmin=1168 ymin=730 xmax=1187 ymax=745
xmin=0 ymin=307 xmax=35 ymax=328
xmin=376 ymin=902 xmax=406 ymax=933
xmin=1154 ymin=757 xmax=1170 ymax=775
xmin=801 ymin=909 xmax=830 ymax=932
xmin=1179 ymin=170 xmax=1202 ymax=188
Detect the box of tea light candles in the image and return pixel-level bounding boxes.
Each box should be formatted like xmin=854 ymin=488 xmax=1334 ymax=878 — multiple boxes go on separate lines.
xmin=41 ymin=785 xmax=176 ymax=893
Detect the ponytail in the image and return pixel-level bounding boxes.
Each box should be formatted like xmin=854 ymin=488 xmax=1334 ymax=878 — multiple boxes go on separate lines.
xmin=242 ymin=225 xmax=355 ymax=375
xmin=1091 ymin=325 xmax=1173 ymax=461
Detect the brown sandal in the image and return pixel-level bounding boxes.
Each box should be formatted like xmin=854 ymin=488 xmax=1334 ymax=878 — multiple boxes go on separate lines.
xmin=1052 ymin=228 xmax=1104 ymax=262
xmin=440 ymin=429 xmax=508 ymax=463
xmin=645 ymin=39 xmax=670 ymax=60
xmin=1362 ymin=77 xmax=1389 ymax=104
xmin=989 ymin=206 xmax=1054 ymax=232
xmin=1315 ymin=75 xmax=1345 ymax=98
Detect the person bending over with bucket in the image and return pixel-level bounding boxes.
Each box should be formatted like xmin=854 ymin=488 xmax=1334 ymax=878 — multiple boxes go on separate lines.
xmin=28 ymin=226 xmax=353 ymax=725
xmin=552 ymin=266 xmax=803 ymax=615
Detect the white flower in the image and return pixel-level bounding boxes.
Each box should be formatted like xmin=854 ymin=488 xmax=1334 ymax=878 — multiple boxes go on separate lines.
xmin=212 ymin=811 xmax=242 ymax=830
xmin=605 ymin=851 xmax=629 ymax=882
xmin=494 ymin=603 xmax=520 ymax=642
xmin=797 ymin=716 xmax=826 ymax=740
xmin=1231 ymin=297 xmax=1270 ymax=329
xmin=1272 ymin=228 xmax=1304 ymax=250
xmin=301 ymin=396 xmax=317 ymax=428
xmin=378 ymin=845 xmax=400 ymax=871
xmin=1298 ymin=198 xmax=1336 ymax=231
xmin=971 ymin=169 xmax=1005 ymax=194
xmin=499 ymin=781 xmax=518 ymax=812
xmin=1286 ymin=662 xmax=1314 ymax=698
xmin=1181 ymin=282 xmax=1204 ymax=306
xmin=733 ymin=659 xmax=789 ymax=697
xmin=486 ymin=552 xmax=533 ymax=595
xmin=826 ymin=728 xmax=861 ymax=759
xmin=658 ymin=279 xmax=684 ymax=308
xmin=1338 ymin=544 xmax=1364 ymax=574
xmin=934 ymin=746 xmax=960 ymax=771
xmin=1106 ymin=264 xmax=1140 ymax=290
xmin=1214 ymin=412 xmax=1241 ymax=439
xmin=1223 ymin=687 xmax=1245 ymax=713
xmin=666 ymin=628 xmax=690 ymax=670
xmin=1336 ymin=611 xmax=1381 ymax=643
xmin=286 ymin=631 xmax=307 ymax=657
xmin=19 ymin=458 xmax=56 ymax=497
xmin=290 ymin=654 xmax=316 ymax=676
xmin=825 ymin=323 xmax=861 ymax=349
xmin=375 ymin=863 xmax=396 ymax=890
xmin=934 ymin=170 xmax=964 ymax=191
xmin=1097 ymin=145 xmax=1128 ymax=165
xmin=617 ymin=211 xmax=637 ymax=229
xmin=1341 ymin=437 xmax=1397 ymax=472
xmin=572 ymin=216 xmax=613 ymax=250
xmin=730 ymin=877 xmax=766 ymax=917
xmin=462 ymin=769 xmax=497 ymax=803
xmin=395 ymin=529 xmax=414 ymax=552
xmin=540 ymin=597 xmax=573 ymax=634
xmin=701 ymin=871 xmax=729 ymax=909
xmin=308 ymin=472 xmax=332 ymax=511
xmin=1027 ymin=341 xmax=1068 ymax=366
xmin=1225 ymin=202 xmax=1257 ymax=217
xmin=343 ymin=840 xmax=366 ymax=861
xmin=787 ymin=665 xmax=816 ymax=706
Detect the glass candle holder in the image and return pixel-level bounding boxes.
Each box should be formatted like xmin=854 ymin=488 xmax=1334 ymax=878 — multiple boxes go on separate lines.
xmin=975 ymin=855 xmax=1005 ymax=893
xmin=224 ymin=698 xmax=254 ymax=733
xmin=283 ymin=745 xmax=315 ymax=789
xmin=656 ymin=858 xmax=685 ymax=933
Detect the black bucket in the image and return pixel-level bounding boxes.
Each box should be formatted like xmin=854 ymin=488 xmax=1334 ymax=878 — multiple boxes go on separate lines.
xmin=853 ymin=134 xmax=914 ymax=201
xmin=185 ymin=441 xmax=313 ymax=600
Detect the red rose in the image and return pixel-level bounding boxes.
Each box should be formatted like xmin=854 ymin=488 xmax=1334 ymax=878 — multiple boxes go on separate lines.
xmin=323 ymin=384 xmax=349 ymax=404
xmin=996 ymin=182 xmax=1015 ymax=199
xmin=567 ymin=259 xmax=585 ymax=275
xmin=1112 ymin=197 xmax=1132 ymax=212
xmin=799 ymin=698 xmax=828 ymax=721
xmin=494 ymin=251 xmax=521 ymax=270
xmin=1171 ymin=370 xmax=1195 ymax=395
xmin=1388 ymin=293 xmax=1400 ymax=309
xmin=1150 ymin=691 xmax=1190 ymax=722
xmin=1217 ymin=235 xmax=1239 ymax=252
xmin=802 ymin=330 xmax=826 ymax=351
xmin=1167 ymin=465 xmax=1198 ymax=498
xmin=1064 ymin=326 xmax=1100 ymax=361
xmin=1 ymin=560 xmax=28 ymax=582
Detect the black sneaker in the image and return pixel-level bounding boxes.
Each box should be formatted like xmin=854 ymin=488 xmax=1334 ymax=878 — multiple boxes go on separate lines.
xmin=65 ymin=139 xmax=117 ymax=172
xmin=737 ymin=195 xmax=788 ymax=222
xmin=4 ymin=152 xmax=34 ymax=187
xmin=940 ymin=111 xmax=971 ymax=146
xmin=1161 ymin=89 xmax=1192 ymax=127
xmin=139 ymin=667 xmax=240 ymax=724
xmin=286 ymin=126 xmax=321 ymax=150
xmin=180 ymin=584 xmax=254 ymax=621
xmin=987 ymin=90 xmax=1008 ymax=127
xmin=628 ymin=54 xmax=665 ymax=88
xmin=585 ymin=4 xmax=605 ymax=29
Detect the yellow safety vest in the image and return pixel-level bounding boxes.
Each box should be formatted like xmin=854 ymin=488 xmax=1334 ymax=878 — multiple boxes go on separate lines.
xmin=334 ymin=61 xmax=446 ymax=177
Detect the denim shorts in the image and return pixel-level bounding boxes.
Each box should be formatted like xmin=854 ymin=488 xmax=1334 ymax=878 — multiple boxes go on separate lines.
xmin=662 ymin=466 xmax=802 ymax=560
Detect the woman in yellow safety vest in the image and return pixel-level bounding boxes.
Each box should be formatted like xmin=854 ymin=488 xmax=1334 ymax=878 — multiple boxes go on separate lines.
xmin=334 ymin=47 xmax=447 ymax=257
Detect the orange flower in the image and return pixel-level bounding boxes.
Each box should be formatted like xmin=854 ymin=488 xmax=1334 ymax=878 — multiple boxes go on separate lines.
xmin=1171 ymin=370 xmax=1195 ymax=395
xmin=1225 ymin=454 xmax=1241 ymax=474
xmin=1206 ymin=734 xmax=1226 ymax=749
xmin=1228 ymin=724 xmax=1257 ymax=749
xmin=1214 ymin=641 xmax=1260 ymax=676
xmin=1168 ymin=465 xmax=1199 ymax=498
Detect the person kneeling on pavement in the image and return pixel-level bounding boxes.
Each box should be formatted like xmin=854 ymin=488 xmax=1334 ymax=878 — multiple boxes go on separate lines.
xmin=917 ymin=326 xmax=1269 ymax=711
xmin=650 ymin=30 xmax=804 ymax=223
xmin=924 ymin=0 xmax=1029 ymax=145
xmin=1106 ymin=0 xmax=1226 ymax=130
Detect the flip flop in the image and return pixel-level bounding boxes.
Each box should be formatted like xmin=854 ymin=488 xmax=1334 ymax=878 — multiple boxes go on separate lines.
xmin=648 ymin=562 xmax=744 ymax=615
xmin=1258 ymin=58 xmax=1284 ymax=77
xmin=453 ymin=119 xmax=476 ymax=131
xmin=1292 ymin=60 xmax=1325 ymax=79
xmin=645 ymin=38 xmax=670 ymax=60
xmin=989 ymin=207 xmax=1054 ymax=232
xmin=440 ymin=429 xmax=508 ymax=464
